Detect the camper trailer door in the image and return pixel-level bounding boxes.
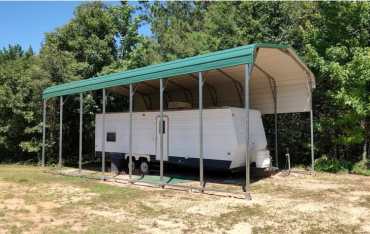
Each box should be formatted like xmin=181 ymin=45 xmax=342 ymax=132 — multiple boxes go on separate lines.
xmin=156 ymin=116 xmax=169 ymax=161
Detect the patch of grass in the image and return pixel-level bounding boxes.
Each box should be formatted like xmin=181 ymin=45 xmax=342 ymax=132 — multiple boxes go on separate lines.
xmin=358 ymin=196 xmax=370 ymax=209
xmin=85 ymin=182 xmax=147 ymax=211
xmin=352 ymin=160 xmax=370 ymax=176
xmin=304 ymin=225 xmax=331 ymax=234
xmin=40 ymin=224 xmax=80 ymax=234
xmin=16 ymin=178 xmax=29 ymax=183
xmin=252 ymin=182 xmax=292 ymax=194
xmin=0 ymin=165 xmax=146 ymax=203
xmin=305 ymin=223 xmax=360 ymax=234
xmin=88 ymin=182 xmax=144 ymax=200
xmin=84 ymin=216 xmax=138 ymax=234
xmin=16 ymin=208 xmax=30 ymax=214
xmin=253 ymin=182 xmax=314 ymax=200
xmin=3 ymin=193 xmax=15 ymax=200
xmin=135 ymin=201 xmax=162 ymax=217
xmin=314 ymin=156 xmax=353 ymax=173
xmin=5 ymin=219 xmax=34 ymax=234
xmin=0 ymin=165 xmax=81 ymax=185
xmin=213 ymin=204 xmax=266 ymax=230
xmin=253 ymin=225 xmax=274 ymax=233
xmin=8 ymin=225 xmax=23 ymax=234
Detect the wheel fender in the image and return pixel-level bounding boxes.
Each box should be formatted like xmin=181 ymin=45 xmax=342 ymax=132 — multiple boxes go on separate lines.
xmin=125 ymin=154 xmax=150 ymax=162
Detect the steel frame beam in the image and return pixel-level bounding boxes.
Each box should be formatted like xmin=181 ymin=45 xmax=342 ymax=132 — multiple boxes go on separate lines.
xmin=310 ymin=82 xmax=314 ymax=173
xmin=79 ymin=93 xmax=83 ymax=173
xmin=142 ymin=80 xmax=194 ymax=108
xmin=122 ymin=86 xmax=151 ymax=110
xmin=278 ymin=46 xmax=314 ymax=162
xmin=255 ymin=64 xmax=279 ymax=168
xmin=167 ymin=79 xmax=193 ymax=106
xmin=142 ymin=81 xmax=190 ymax=109
xmin=189 ymin=74 xmax=218 ymax=106
xmin=101 ymin=89 xmax=106 ymax=180
xmin=159 ymin=79 xmax=164 ymax=186
xmin=217 ymin=69 xmax=244 ymax=106
xmin=141 ymin=81 xmax=157 ymax=91
xmin=198 ymin=72 xmax=204 ymax=190
xmin=59 ymin=96 xmax=63 ymax=168
xmin=140 ymin=82 xmax=157 ymax=109
xmin=244 ymin=64 xmax=252 ymax=200
xmin=129 ymin=84 xmax=134 ymax=180
xmin=274 ymin=86 xmax=278 ymax=168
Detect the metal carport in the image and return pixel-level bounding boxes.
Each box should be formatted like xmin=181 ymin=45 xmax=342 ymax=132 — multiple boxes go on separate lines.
xmin=41 ymin=43 xmax=315 ymax=199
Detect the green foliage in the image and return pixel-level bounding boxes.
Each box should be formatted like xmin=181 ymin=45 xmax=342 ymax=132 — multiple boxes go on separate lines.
xmin=352 ymin=160 xmax=370 ymax=176
xmin=1 ymin=1 xmax=369 ymax=168
xmin=0 ymin=2 xmax=141 ymax=163
xmin=314 ymin=156 xmax=353 ymax=173
xmin=0 ymin=45 xmax=48 ymax=161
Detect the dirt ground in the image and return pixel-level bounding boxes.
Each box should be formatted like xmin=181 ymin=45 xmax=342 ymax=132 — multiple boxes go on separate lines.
xmin=0 ymin=165 xmax=369 ymax=234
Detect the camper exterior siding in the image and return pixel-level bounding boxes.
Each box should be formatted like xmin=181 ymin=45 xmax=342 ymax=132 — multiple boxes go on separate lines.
xmin=95 ymin=108 xmax=270 ymax=170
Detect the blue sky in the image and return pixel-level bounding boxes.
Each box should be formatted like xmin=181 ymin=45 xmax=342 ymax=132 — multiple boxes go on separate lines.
xmin=0 ymin=1 xmax=150 ymax=53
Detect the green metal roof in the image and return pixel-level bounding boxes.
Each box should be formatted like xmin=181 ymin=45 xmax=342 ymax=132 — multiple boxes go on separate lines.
xmin=42 ymin=43 xmax=288 ymax=99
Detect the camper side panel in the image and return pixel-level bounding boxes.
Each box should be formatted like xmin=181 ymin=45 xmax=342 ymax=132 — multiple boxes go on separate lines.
xmin=95 ymin=108 xmax=239 ymax=169
xmin=95 ymin=113 xmax=157 ymax=156
xmin=229 ymin=108 xmax=269 ymax=168
xmin=167 ymin=109 xmax=237 ymax=168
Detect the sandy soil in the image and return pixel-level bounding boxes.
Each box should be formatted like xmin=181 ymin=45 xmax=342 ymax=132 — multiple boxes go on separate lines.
xmin=0 ymin=166 xmax=369 ymax=233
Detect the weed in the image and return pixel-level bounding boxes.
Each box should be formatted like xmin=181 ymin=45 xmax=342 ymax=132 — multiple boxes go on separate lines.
xmin=352 ymin=160 xmax=370 ymax=176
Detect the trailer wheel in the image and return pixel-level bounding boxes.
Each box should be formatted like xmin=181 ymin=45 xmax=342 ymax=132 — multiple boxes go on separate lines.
xmin=139 ymin=160 xmax=150 ymax=175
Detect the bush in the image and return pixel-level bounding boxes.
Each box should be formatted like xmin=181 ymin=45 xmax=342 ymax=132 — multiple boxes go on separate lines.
xmin=314 ymin=156 xmax=353 ymax=173
xmin=352 ymin=160 xmax=370 ymax=176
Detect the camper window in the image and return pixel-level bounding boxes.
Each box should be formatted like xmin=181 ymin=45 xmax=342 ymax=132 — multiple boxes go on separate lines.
xmin=106 ymin=132 xmax=116 ymax=142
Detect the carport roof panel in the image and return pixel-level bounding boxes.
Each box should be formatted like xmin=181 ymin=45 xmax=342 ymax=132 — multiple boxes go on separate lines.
xmin=42 ymin=43 xmax=288 ymax=99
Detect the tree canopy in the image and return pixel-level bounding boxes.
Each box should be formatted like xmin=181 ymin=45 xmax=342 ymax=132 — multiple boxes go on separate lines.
xmin=0 ymin=1 xmax=369 ymax=168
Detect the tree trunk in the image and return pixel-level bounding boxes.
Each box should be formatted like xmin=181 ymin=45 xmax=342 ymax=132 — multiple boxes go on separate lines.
xmin=363 ymin=138 xmax=368 ymax=161
xmin=361 ymin=120 xmax=368 ymax=161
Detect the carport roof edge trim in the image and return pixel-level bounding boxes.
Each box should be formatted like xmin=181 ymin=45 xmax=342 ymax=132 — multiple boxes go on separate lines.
xmin=42 ymin=43 xmax=293 ymax=99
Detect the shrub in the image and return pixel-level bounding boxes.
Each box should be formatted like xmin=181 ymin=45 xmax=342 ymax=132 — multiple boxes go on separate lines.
xmin=352 ymin=160 xmax=370 ymax=176
xmin=314 ymin=156 xmax=353 ymax=173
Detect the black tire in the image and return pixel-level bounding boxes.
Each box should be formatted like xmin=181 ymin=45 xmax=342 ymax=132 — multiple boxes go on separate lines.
xmin=139 ymin=160 xmax=150 ymax=175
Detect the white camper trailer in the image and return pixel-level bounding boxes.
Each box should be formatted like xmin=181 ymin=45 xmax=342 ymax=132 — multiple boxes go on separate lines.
xmin=95 ymin=107 xmax=271 ymax=174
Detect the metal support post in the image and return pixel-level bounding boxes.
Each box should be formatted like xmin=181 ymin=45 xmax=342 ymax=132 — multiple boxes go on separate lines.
xmin=310 ymin=109 xmax=314 ymax=173
xmin=42 ymin=99 xmax=46 ymax=167
xmin=198 ymin=72 xmax=204 ymax=190
xmin=274 ymin=84 xmax=278 ymax=168
xmin=244 ymin=64 xmax=251 ymax=200
xmin=159 ymin=79 xmax=164 ymax=185
xmin=79 ymin=93 xmax=83 ymax=173
xmin=129 ymin=84 xmax=133 ymax=180
xmin=59 ymin=96 xmax=63 ymax=168
xmin=102 ymin=89 xmax=106 ymax=180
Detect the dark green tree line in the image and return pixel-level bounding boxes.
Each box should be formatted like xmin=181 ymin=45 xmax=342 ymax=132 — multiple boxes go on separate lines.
xmin=0 ymin=2 xmax=368 ymax=171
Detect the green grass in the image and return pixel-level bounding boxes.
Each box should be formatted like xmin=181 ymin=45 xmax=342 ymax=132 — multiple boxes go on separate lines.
xmin=352 ymin=160 xmax=370 ymax=176
xmin=314 ymin=156 xmax=353 ymax=173
xmin=0 ymin=164 xmax=151 ymax=233
xmin=213 ymin=204 xmax=266 ymax=230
